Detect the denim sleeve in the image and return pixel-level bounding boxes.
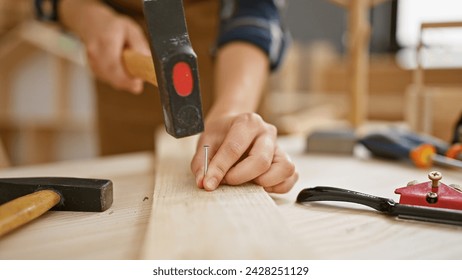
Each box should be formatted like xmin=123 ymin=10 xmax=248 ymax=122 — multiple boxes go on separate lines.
xmin=217 ymin=0 xmax=291 ymax=71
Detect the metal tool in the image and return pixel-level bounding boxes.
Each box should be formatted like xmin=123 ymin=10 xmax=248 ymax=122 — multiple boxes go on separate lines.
xmin=395 ymin=171 xmax=462 ymax=210
xmin=359 ymin=130 xmax=462 ymax=169
xmin=121 ymin=0 xmax=204 ymax=138
xmin=0 ymin=177 xmax=113 ymax=237
xmin=203 ymin=145 xmax=209 ymax=177
xmin=296 ymin=171 xmax=462 ymax=226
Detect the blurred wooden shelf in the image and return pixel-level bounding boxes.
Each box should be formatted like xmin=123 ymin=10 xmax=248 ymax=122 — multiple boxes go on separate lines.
xmin=0 ymin=20 xmax=89 ymax=166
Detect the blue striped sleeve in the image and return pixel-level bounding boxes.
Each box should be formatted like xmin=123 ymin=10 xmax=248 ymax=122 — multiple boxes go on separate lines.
xmin=217 ymin=0 xmax=291 ymax=71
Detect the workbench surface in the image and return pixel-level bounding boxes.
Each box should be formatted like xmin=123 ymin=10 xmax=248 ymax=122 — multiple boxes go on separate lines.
xmin=0 ymin=136 xmax=461 ymax=259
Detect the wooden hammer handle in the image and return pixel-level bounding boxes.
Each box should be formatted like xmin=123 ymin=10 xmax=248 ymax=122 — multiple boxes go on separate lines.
xmin=122 ymin=49 xmax=158 ymax=86
xmin=0 ymin=190 xmax=61 ymax=237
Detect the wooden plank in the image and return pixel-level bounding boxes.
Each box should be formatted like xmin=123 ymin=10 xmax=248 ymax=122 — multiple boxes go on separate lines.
xmin=140 ymin=131 xmax=306 ymax=259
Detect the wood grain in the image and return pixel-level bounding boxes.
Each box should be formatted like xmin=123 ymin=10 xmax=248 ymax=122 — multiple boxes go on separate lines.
xmin=140 ymin=132 xmax=306 ymax=259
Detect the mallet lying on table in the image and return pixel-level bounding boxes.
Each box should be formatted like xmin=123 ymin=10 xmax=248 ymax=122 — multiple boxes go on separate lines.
xmin=0 ymin=177 xmax=113 ymax=237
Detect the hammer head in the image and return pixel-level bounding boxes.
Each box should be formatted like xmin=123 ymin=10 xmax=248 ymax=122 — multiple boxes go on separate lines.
xmin=0 ymin=177 xmax=113 ymax=212
xmin=143 ymin=0 xmax=204 ymax=138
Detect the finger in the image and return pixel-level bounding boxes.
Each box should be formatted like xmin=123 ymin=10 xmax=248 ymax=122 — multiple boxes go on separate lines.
xmin=223 ymin=133 xmax=275 ymax=185
xmin=190 ymin=147 xmax=204 ymax=189
xmin=126 ymin=22 xmax=151 ymax=56
xmin=87 ymin=40 xmax=140 ymax=93
xmin=254 ymin=148 xmax=296 ymax=188
xmin=123 ymin=20 xmax=151 ymax=94
xmin=195 ymin=167 xmax=205 ymax=189
xmin=87 ymin=29 xmax=124 ymax=74
xmin=88 ymin=22 xmax=145 ymax=93
xmin=203 ymin=124 xmax=258 ymax=191
xmin=263 ymin=171 xmax=299 ymax=194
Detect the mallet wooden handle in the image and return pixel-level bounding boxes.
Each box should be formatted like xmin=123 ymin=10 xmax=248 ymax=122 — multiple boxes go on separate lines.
xmin=0 ymin=190 xmax=61 ymax=237
xmin=122 ymin=49 xmax=158 ymax=86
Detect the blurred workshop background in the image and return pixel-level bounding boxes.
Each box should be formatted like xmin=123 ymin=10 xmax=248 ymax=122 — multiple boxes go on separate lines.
xmin=0 ymin=0 xmax=461 ymax=167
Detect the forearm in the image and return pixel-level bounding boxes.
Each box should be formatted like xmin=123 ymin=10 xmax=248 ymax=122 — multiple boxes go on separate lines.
xmin=59 ymin=0 xmax=116 ymax=41
xmin=207 ymin=42 xmax=270 ymax=121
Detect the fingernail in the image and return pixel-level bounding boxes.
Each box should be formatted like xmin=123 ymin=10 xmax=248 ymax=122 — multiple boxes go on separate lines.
xmin=205 ymin=177 xmax=218 ymax=191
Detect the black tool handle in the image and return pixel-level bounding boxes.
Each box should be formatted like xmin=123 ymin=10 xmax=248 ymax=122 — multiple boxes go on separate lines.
xmin=359 ymin=132 xmax=416 ymax=160
xmin=398 ymin=130 xmax=449 ymax=155
xmin=296 ymin=186 xmax=395 ymax=212
xmin=453 ymin=113 xmax=462 ymax=144
xmin=360 ymin=129 xmax=451 ymax=159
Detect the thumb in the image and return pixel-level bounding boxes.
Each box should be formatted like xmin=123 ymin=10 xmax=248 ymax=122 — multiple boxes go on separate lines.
xmin=126 ymin=24 xmax=151 ymax=56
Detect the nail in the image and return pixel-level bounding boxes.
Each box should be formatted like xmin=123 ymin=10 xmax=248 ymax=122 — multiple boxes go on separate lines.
xmin=203 ymin=145 xmax=209 ymax=178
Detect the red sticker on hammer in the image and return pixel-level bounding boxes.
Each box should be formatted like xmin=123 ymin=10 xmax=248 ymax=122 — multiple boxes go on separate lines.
xmin=172 ymin=62 xmax=193 ymax=97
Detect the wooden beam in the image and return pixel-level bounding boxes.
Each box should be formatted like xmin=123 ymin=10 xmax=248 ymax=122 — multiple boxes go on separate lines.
xmin=140 ymin=131 xmax=305 ymax=259
xmin=421 ymin=21 xmax=462 ymax=30
xmin=19 ymin=21 xmax=85 ymax=65
xmin=329 ymin=0 xmax=389 ymax=8
xmin=328 ymin=0 xmax=391 ymax=127
xmin=0 ymin=137 xmax=10 ymax=168
xmin=347 ymin=0 xmax=370 ymax=127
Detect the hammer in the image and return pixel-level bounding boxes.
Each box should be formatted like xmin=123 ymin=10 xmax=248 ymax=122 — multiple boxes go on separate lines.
xmin=0 ymin=177 xmax=113 ymax=237
xmin=122 ymin=0 xmax=204 ymax=138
